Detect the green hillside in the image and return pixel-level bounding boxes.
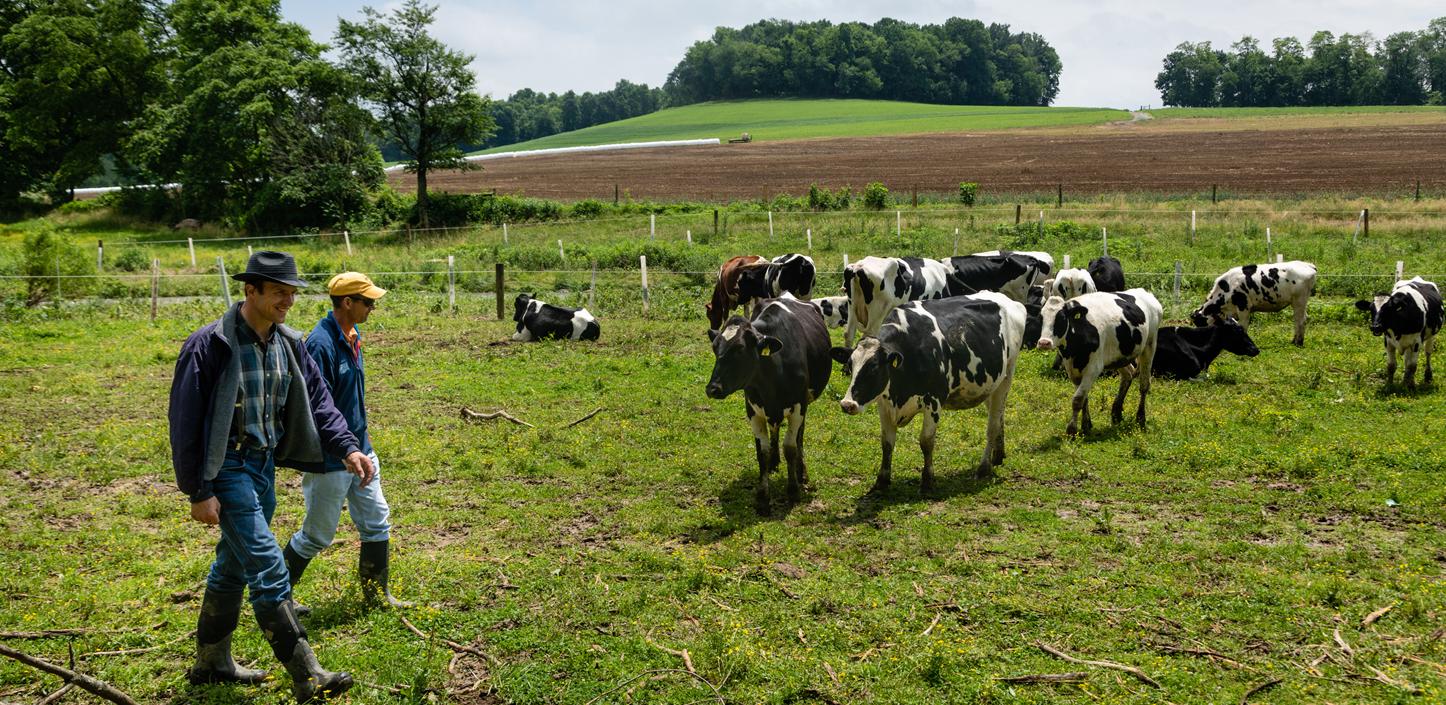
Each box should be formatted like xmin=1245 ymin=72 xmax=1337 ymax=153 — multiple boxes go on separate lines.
xmin=475 ymin=99 xmax=1129 ymax=154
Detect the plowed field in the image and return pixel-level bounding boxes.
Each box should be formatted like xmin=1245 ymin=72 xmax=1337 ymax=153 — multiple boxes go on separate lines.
xmin=396 ymin=120 xmax=1446 ymax=200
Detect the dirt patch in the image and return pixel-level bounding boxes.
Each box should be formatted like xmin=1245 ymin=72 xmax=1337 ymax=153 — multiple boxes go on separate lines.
xmin=397 ymin=122 xmax=1446 ymax=201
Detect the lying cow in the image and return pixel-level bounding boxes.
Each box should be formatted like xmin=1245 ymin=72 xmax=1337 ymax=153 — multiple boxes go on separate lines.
xmin=512 ymin=294 xmax=600 ymax=341
xmin=705 ymin=255 xmax=766 ymax=332
xmin=973 ymin=250 xmax=1054 ymax=286
xmin=1192 ymin=261 xmax=1317 ymax=346
xmin=1087 ymin=256 xmax=1126 ymax=292
xmin=810 ymin=295 xmax=850 ymax=328
xmin=1038 ymin=290 xmax=1162 ymax=436
xmin=706 ymin=296 xmax=831 ymax=514
xmin=833 ymin=291 xmax=1026 ymax=493
xmin=736 ymin=253 xmax=816 ymax=304
xmin=1355 ymin=277 xmax=1443 ymax=389
xmin=1153 ymin=319 xmax=1259 ymax=380
xmin=842 ymin=256 xmax=956 ymax=345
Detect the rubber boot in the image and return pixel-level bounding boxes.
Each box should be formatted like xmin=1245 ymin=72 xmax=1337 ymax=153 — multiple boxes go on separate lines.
xmin=358 ymin=540 xmax=413 ymax=608
xmin=187 ymin=589 xmax=269 ymax=685
xmin=283 ymin=543 xmax=313 ymax=618
xmin=256 ymin=599 xmax=352 ymax=703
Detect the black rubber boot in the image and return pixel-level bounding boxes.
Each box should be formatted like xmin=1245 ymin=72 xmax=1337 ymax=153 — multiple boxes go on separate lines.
xmin=283 ymin=543 xmax=313 ymax=618
xmin=187 ymin=589 xmax=269 ymax=685
xmin=358 ymin=540 xmax=413 ymax=608
xmin=255 ymin=600 xmax=352 ymax=703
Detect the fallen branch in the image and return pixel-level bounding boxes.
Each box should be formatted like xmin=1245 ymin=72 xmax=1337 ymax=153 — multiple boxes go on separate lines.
xmin=564 ymin=407 xmax=605 ymax=428
xmin=1361 ymin=604 xmax=1394 ymax=628
xmin=80 ymin=630 xmax=194 ymax=659
xmin=0 ymin=644 xmax=138 ymax=705
xmin=645 ymin=638 xmax=696 ymax=674
xmin=1402 ymin=654 xmax=1446 ymax=674
xmin=1153 ymin=642 xmax=1256 ymax=672
xmin=1364 ymin=666 xmax=1420 ymax=694
xmin=997 ymin=672 xmax=1089 ymax=684
xmin=460 ymin=406 xmax=534 ymax=428
xmin=1332 ymin=628 xmax=1354 ymax=658
xmin=583 ymin=669 xmax=724 ymax=705
xmin=920 ymin=614 xmax=941 ymax=637
xmin=36 ymin=684 xmax=74 ymax=705
xmin=1239 ymin=677 xmax=1281 ymax=705
xmin=0 ymin=624 xmax=159 ymax=641
xmin=397 ymin=615 xmax=499 ymax=666
xmin=1036 ymin=642 xmax=1161 ymax=689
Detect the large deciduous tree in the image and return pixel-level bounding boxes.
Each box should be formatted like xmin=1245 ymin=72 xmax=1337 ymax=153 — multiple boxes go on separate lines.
xmin=335 ymin=0 xmax=493 ymax=228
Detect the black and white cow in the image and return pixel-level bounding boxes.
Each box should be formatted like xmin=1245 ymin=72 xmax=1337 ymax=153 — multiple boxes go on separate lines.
xmin=842 ymin=256 xmax=956 ymax=345
xmin=512 ymin=294 xmax=600 ymax=341
xmin=1037 ymin=290 xmax=1162 ymax=436
xmin=1152 ymin=319 xmax=1259 ymax=380
xmin=1048 ymin=268 xmax=1097 ymax=300
xmin=810 ymin=295 xmax=850 ymax=328
xmin=736 ymin=253 xmax=816 ymax=303
xmin=973 ymin=250 xmax=1055 ymax=286
xmin=1087 ymin=256 xmax=1126 ymax=292
xmin=1021 ymin=285 xmax=1046 ymax=350
xmin=944 ymin=254 xmax=1034 ymax=302
xmin=706 ymin=296 xmax=832 ymax=514
xmin=1355 ymin=277 xmax=1443 ymax=389
xmin=832 ymin=291 xmax=1026 ymax=493
xmin=1191 ymin=261 xmax=1317 ymax=346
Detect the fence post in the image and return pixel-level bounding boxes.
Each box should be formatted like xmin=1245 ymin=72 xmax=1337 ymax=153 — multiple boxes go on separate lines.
xmin=1038 ymin=210 xmax=1044 ymax=239
xmin=344 ymin=230 xmax=353 ymax=256
xmin=1015 ymin=204 xmax=1021 ymax=225
xmin=650 ymin=213 xmax=655 ymax=240
xmin=686 ymin=229 xmax=692 ymax=245
xmin=806 ymin=228 xmax=812 ymax=250
xmin=558 ymin=239 xmax=565 ymax=260
xmin=768 ymin=211 xmax=774 ymax=239
xmin=589 ymin=260 xmax=597 ymax=309
xmin=1173 ymin=261 xmax=1182 ymax=302
xmin=188 ymin=237 xmax=196 ymax=268
xmin=1101 ymin=227 xmax=1108 ymax=257
xmin=247 ymin=245 xmax=253 ymax=258
xmin=1057 ymin=184 xmax=1063 ymax=208
xmin=713 ymin=209 xmax=718 ymax=236
xmin=1211 ymin=184 xmax=1217 ymax=204
xmin=1416 ymin=179 xmax=1421 ymax=201
xmin=1363 ymin=208 xmax=1369 ymax=239
xmin=447 ymin=255 xmax=456 ymax=310
xmin=503 ymin=223 xmax=509 ymax=245
xmin=1063 ymin=254 xmax=1071 ymax=269
xmin=216 ymin=256 xmax=232 ymax=307
xmin=614 ymin=183 xmax=619 ymax=205
xmin=96 ymin=240 xmax=103 ymax=272
xmin=1396 ymin=261 xmax=1404 ymax=281
xmin=843 ymin=253 xmax=849 ymax=274
xmin=952 ymin=228 xmax=959 ymax=256
xmin=1276 ymin=254 xmax=1284 ymax=264
xmin=150 ymin=258 xmax=160 ymax=322
xmin=1266 ymin=227 xmax=1272 ymax=260
xmin=1352 ymin=209 xmax=1364 ymax=245
xmin=911 ymin=185 xmax=917 ymax=208
xmin=494 ymin=263 xmax=505 ymax=320
xmin=1190 ymin=210 xmax=1196 ymax=244
xmin=896 ymin=210 xmax=901 ymax=236
xmin=640 ymin=255 xmax=650 ymax=313
xmin=55 ymin=257 xmax=61 ymax=301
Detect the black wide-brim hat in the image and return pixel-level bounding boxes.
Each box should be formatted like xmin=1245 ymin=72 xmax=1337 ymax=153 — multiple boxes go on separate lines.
xmin=232 ymin=250 xmax=308 ymax=288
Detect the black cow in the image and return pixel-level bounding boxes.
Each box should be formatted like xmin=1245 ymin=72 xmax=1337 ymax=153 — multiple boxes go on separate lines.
xmin=1152 ymin=319 xmax=1259 ymax=380
xmin=1087 ymin=256 xmax=1126 ymax=292
xmin=512 ymin=294 xmax=600 ymax=341
xmin=1355 ymin=277 xmax=1443 ymax=389
xmin=736 ymin=253 xmax=816 ymax=304
xmin=833 ymin=291 xmax=1026 ymax=493
xmin=944 ymin=254 xmax=1034 ymax=301
xmin=706 ymin=296 xmax=831 ymax=514
xmin=1022 ymin=285 xmax=1046 ymax=350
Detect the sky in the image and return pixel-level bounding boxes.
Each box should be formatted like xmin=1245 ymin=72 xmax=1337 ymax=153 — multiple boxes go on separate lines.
xmin=280 ymin=1 xmax=1446 ymax=109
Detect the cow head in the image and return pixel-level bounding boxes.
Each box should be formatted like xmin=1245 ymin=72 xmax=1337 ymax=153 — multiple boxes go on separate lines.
xmin=1356 ymin=292 xmax=1413 ymax=337
xmin=513 ymin=294 xmax=535 ymax=323
xmin=1216 ymin=317 xmax=1260 ymax=357
xmin=706 ymin=317 xmax=782 ymax=399
xmin=1036 ymin=295 xmax=1068 ymax=350
xmin=831 ymin=337 xmax=898 ymax=414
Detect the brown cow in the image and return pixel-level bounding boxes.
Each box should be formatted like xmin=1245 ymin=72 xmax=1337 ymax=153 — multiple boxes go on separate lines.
xmin=706 ymin=255 xmax=765 ymax=331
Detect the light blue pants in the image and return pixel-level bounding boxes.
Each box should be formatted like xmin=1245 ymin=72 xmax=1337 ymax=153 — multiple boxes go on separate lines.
xmin=287 ymin=451 xmax=392 ymax=560
xmin=207 ymin=448 xmax=290 ymax=607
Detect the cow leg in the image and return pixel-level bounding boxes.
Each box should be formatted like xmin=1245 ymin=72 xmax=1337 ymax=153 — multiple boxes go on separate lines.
xmin=1291 ymin=299 xmax=1307 ymax=346
xmin=1385 ymin=342 xmax=1398 ymax=386
xmin=844 ymin=317 xmax=857 ymax=348
xmin=747 ymin=408 xmax=772 ymax=515
xmin=1136 ymin=339 xmax=1156 ymax=428
xmin=984 ymin=365 xmax=1015 ymax=472
xmin=871 ymin=406 xmax=898 ymax=495
xmin=918 ymin=409 xmax=939 ymax=494
xmin=1403 ymin=341 xmax=1419 ymax=390
xmin=1110 ymin=364 xmax=1135 ymax=425
xmin=1425 ymin=338 xmax=1435 ymax=385
xmin=768 ymin=424 xmax=781 ymax=474
xmin=1237 ymin=309 xmax=1253 ymax=329
xmin=1068 ymin=369 xmax=1100 ymax=437
xmin=782 ymin=405 xmax=805 ymax=503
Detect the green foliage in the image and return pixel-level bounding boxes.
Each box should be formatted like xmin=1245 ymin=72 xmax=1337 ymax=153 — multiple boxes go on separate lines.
xmin=958 ymin=182 xmax=979 ymax=206
xmin=112 ymin=247 xmax=149 ymax=272
xmin=370 ymin=187 xmax=415 ymax=225
xmin=110 ymin=187 xmax=175 ymax=222
xmin=482 ymin=80 xmax=667 ymax=151
xmin=569 ymin=199 xmax=607 ymax=218
xmin=807 ymin=183 xmax=853 ymax=211
xmin=21 ymin=226 xmax=91 ymax=305
xmin=996 ymin=219 xmax=1094 ymax=247
xmin=863 ymin=181 xmax=890 ymax=210
xmin=56 ymin=198 xmax=110 ymax=215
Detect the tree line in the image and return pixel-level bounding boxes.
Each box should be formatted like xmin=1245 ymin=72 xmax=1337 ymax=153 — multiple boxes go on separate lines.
xmin=1155 ymin=19 xmax=1446 ymax=107
xmin=1 ymin=0 xmax=493 ymax=229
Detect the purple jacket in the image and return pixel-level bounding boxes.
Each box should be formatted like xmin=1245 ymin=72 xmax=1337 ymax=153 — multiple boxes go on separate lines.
xmin=169 ymin=304 xmax=360 ymax=502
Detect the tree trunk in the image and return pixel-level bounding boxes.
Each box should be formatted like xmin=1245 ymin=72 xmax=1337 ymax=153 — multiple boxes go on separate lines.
xmin=416 ymin=167 xmax=429 ymax=229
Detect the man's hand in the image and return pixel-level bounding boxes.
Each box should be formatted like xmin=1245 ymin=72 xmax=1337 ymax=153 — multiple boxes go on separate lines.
xmin=191 ymin=497 xmax=220 ymax=525
xmin=344 ymin=451 xmax=375 ymax=485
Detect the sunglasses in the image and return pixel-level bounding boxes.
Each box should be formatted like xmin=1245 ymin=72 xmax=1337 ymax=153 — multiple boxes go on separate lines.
xmin=349 ymin=295 xmax=377 ymax=309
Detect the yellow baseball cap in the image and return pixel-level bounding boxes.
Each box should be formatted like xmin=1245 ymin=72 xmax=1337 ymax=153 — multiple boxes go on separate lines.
xmin=326 ymin=272 xmax=387 ymax=299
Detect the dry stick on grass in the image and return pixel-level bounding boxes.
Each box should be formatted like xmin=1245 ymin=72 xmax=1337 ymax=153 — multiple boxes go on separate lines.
xmin=1361 ymin=604 xmax=1394 ymax=628
xmin=997 ymin=672 xmax=1090 ymax=684
xmin=564 ymin=407 xmax=605 ymax=428
xmin=823 ymin=662 xmax=841 ymax=686
xmin=1239 ymin=677 xmax=1281 ymax=705
xmin=920 ymin=614 xmax=942 ymax=637
xmin=80 ymin=630 xmax=195 ymax=658
xmin=1364 ymin=666 xmax=1421 ymax=694
xmin=1036 ymin=642 xmax=1162 ymax=689
xmin=0 ymin=644 xmax=138 ymax=705
xmin=36 ymin=683 xmax=73 ymax=705
xmin=1155 ymin=642 xmax=1257 ymax=672
xmin=460 ymin=406 xmax=534 ymax=428
xmin=645 ymin=638 xmax=696 ymax=674
xmin=0 ymin=625 xmax=159 ymax=640
xmin=583 ymin=669 xmax=724 ymax=705
xmin=1332 ymin=628 xmax=1355 ymax=658
xmin=397 ymin=614 xmax=500 ymax=666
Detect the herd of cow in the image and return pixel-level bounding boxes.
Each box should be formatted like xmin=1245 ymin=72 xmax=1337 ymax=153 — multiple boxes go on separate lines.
xmin=695 ymin=251 xmax=1443 ymax=514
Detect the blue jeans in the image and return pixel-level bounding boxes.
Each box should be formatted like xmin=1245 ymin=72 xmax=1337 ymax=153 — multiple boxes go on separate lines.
xmin=287 ymin=451 xmax=392 ymax=560
xmin=205 ymin=448 xmax=290 ymax=608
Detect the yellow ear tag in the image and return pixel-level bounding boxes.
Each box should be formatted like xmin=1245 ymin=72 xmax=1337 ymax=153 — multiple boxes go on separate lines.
xmin=759 ymin=347 xmax=772 ymax=357
xmin=890 ymin=356 xmax=901 ymax=368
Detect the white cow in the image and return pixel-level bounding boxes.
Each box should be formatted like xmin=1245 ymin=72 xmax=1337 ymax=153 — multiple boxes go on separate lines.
xmin=1038 ymin=289 xmax=1162 ymax=436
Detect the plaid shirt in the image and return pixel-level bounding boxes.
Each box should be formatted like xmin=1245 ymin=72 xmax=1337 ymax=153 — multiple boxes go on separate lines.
xmin=232 ymin=321 xmax=292 ymax=450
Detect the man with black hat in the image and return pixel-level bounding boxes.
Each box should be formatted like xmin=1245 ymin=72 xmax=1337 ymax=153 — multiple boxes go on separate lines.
xmin=168 ymin=250 xmax=372 ymax=701
xmin=284 ymin=271 xmax=412 ymax=612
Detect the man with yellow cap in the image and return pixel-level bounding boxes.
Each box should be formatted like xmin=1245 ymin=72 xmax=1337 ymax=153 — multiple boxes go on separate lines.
xmin=283 ymin=271 xmax=412 ymax=611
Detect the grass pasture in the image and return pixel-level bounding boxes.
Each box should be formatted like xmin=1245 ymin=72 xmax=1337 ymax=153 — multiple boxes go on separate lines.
xmin=474 ymin=100 xmax=1130 ymax=154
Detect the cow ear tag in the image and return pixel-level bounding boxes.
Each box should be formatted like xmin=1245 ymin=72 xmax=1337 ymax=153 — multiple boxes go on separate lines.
xmin=890 ymin=355 xmax=901 ymax=368
xmin=759 ymin=346 xmax=771 ymax=357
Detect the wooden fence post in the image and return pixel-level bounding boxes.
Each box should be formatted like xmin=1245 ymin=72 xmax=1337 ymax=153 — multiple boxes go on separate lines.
xmin=1396 ymin=261 xmax=1404 ymax=281
xmin=1415 ymin=179 xmax=1421 ymax=201
xmin=1363 ymin=208 xmax=1369 ymax=239
xmin=614 ymin=183 xmax=619 ymax=205
xmin=1211 ymin=184 xmax=1217 ymax=204
xmin=1190 ymin=210 xmax=1196 ymax=244
xmin=96 ymin=240 xmax=103 ymax=272
xmin=150 ymin=258 xmax=160 ymax=322
xmin=447 ymin=255 xmax=456 ymax=310
xmin=952 ymin=228 xmax=959 ymax=256
xmin=217 ymin=256 xmax=232 ymax=307
xmin=495 ymin=263 xmax=505 ymax=320
xmin=344 ymin=230 xmax=353 ymax=255
xmin=503 ymin=223 xmax=509 ymax=245
xmin=1063 ymin=254 xmax=1071 ymax=269
xmin=1101 ymin=227 xmax=1108 ymax=257
xmin=1015 ymin=204 xmax=1021 ymax=225
xmin=896 ymin=210 xmax=901 ymax=236
xmin=640 ymin=255 xmax=650 ymax=313
xmin=713 ymin=209 xmax=718 ymax=236
xmin=188 ymin=237 xmax=196 ymax=268
xmin=768 ymin=211 xmax=773 ymax=239
xmin=1057 ymin=184 xmax=1063 ymax=207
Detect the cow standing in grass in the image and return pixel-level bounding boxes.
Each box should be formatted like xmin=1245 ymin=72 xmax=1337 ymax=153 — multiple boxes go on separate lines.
xmin=1087 ymin=256 xmax=1125 ymax=292
xmin=1192 ymin=261 xmax=1317 ymax=346
xmin=972 ymin=250 xmax=1055 ymax=286
xmin=1355 ymin=277 xmax=1443 ymax=389
xmin=1038 ymin=290 xmax=1162 ymax=436
xmin=842 ymin=256 xmax=956 ymax=345
xmin=736 ymin=253 xmax=817 ymax=303
xmin=706 ymin=255 xmax=766 ymax=332
xmin=706 ymin=296 xmax=831 ymax=514
xmin=833 ymin=291 xmax=1026 ymax=493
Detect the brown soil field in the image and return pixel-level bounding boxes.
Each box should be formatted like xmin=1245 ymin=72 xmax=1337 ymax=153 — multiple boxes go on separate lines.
xmin=396 ymin=118 xmax=1446 ymax=201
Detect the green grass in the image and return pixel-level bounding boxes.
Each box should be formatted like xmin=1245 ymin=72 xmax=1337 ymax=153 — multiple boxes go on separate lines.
xmin=0 ymin=293 xmax=1442 ymax=704
xmin=475 ymin=99 xmax=1130 ymax=154
xmin=1148 ymin=105 xmax=1446 ymax=120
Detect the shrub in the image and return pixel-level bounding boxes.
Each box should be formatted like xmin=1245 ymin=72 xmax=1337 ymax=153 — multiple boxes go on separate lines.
xmin=863 ymin=182 xmax=889 ymax=210
xmin=112 ymin=187 xmax=176 ymax=222
xmin=22 ymin=226 xmax=93 ymax=305
xmin=56 ymin=197 xmax=111 ymax=215
xmin=570 ymin=199 xmax=606 ymax=218
xmin=807 ymin=184 xmax=854 ymax=211
xmin=958 ymin=182 xmax=979 ymax=207
xmin=113 ymin=248 xmax=149 ymax=272
xmin=371 ymin=187 xmax=415 ymax=225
